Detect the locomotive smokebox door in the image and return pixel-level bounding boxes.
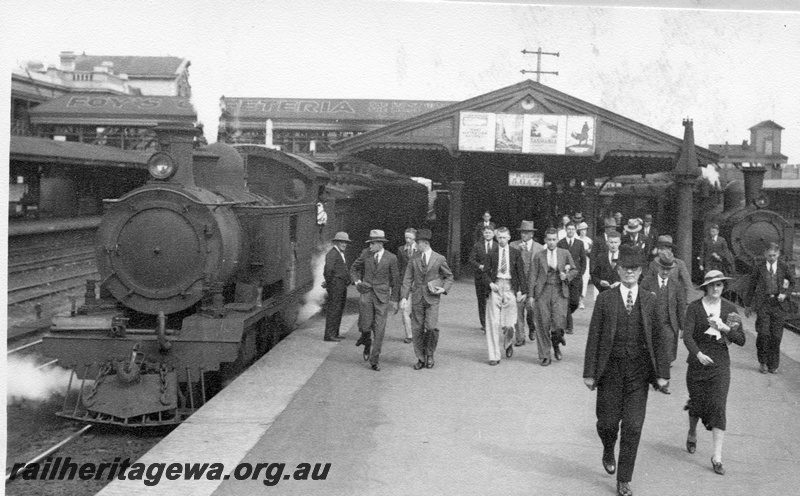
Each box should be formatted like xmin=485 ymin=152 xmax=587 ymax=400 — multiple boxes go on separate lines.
xmin=83 ymin=371 xmax=178 ymax=420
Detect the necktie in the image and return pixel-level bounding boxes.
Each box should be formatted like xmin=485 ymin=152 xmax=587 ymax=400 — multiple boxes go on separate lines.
xmin=374 ymin=253 xmax=379 ymax=264
xmin=771 ymin=263 xmax=775 ymax=276
xmin=500 ymin=249 xmax=507 ymax=274
xmin=549 ymin=250 xmax=556 ymax=270
xmin=422 ymin=253 xmax=428 ymax=270
xmin=626 ymin=289 xmax=634 ymax=314
xmin=568 ymin=239 xmax=572 ymax=247
xmin=660 ymin=279 xmax=666 ymax=292
xmin=610 ymin=254 xmax=617 ymax=269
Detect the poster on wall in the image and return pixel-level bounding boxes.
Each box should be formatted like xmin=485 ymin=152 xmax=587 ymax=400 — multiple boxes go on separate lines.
xmin=494 ymin=114 xmax=524 ymax=152
xmin=565 ymin=116 xmax=596 ymax=155
xmin=458 ymin=112 xmax=496 ymax=151
xmin=523 ymin=114 xmax=565 ymax=154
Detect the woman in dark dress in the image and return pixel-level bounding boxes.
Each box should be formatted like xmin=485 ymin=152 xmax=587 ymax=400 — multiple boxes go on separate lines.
xmin=683 ymin=270 xmax=746 ymax=476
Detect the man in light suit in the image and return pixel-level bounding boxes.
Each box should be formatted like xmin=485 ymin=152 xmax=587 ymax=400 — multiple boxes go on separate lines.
xmin=400 ymin=228 xmax=454 ymax=370
xmin=583 ymin=245 xmax=671 ymax=496
xmin=484 ymin=227 xmax=527 ymax=365
xmin=745 ymin=242 xmax=796 ymax=374
xmin=350 ymin=229 xmax=401 ymax=371
xmin=322 ymin=231 xmax=351 ymax=341
xmin=396 ymin=228 xmax=418 ymax=344
xmin=510 ymin=220 xmax=543 ymax=346
xmin=528 ymin=228 xmax=578 ymax=365
xmin=557 ymin=221 xmax=587 ymax=334
xmin=469 ymin=226 xmax=497 ymax=331
xmin=640 ymin=253 xmax=687 ymax=376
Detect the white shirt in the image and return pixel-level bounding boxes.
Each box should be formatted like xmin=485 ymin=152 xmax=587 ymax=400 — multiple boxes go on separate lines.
xmin=374 ymin=249 xmax=384 ymax=264
xmin=485 ymin=240 xmax=493 ymax=253
xmin=497 ymin=245 xmax=511 ymax=279
xmin=658 ymin=275 xmax=669 ymax=289
xmin=566 ymin=236 xmax=575 ymax=247
xmin=547 ymin=248 xmax=557 ymax=269
xmin=609 ymin=251 xmax=618 ymax=266
xmin=420 ymin=248 xmax=432 ymax=267
xmin=619 ymin=284 xmax=639 ymax=307
xmin=336 ymin=246 xmax=346 ymax=264
xmin=767 ymin=261 xmax=776 ymax=275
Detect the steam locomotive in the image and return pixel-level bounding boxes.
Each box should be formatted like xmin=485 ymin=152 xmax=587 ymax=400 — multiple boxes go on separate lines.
xmin=41 ymin=125 xmax=331 ymax=427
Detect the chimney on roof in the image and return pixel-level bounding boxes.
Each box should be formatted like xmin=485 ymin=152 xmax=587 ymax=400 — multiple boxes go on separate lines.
xmin=60 ymin=51 xmax=77 ymax=71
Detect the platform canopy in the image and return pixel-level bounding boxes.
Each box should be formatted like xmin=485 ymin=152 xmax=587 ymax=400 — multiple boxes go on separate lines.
xmin=28 ymin=93 xmax=196 ymax=127
xmin=332 ymin=80 xmax=718 ymax=183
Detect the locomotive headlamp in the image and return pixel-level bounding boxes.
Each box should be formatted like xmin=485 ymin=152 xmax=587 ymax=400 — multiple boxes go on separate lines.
xmin=148 ymin=152 xmax=177 ymax=180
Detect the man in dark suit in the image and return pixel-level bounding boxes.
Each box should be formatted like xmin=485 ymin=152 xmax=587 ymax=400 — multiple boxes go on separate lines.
xmin=350 ymin=229 xmax=401 ymax=371
xmin=484 ymin=227 xmax=527 ymax=365
xmin=557 ymin=221 xmax=586 ymax=334
xmin=745 ymin=242 xmax=796 ymax=374
xmin=510 ymin=220 xmax=543 ymax=345
xmin=469 ymin=226 xmax=497 ymax=331
xmin=622 ymin=218 xmax=647 ymax=255
xmin=640 ymin=253 xmax=687 ymax=376
xmin=698 ymin=224 xmax=734 ymax=275
xmin=583 ymin=245 xmax=671 ymax=496
xmin=528 ymin=228 xmax=578 ymax=365
xmin=592 ymin=231 xmax=622 ymax=294
xmin=644 ymin=235 xmax=693 ymax=298
xmin=322 ymin=231 xmax=352 ymax=341
xmin=396 ymin=228 xmax=418 ymax=344
xmin=473 ymin=211 xmax=496 ymax=242
xmin=400 ymin=228 xmax=454 ymax=370
xmin=641 ymin=214 xmax=659 ymax=261
xmin=593 ymin=217 xmax=620 ymax=260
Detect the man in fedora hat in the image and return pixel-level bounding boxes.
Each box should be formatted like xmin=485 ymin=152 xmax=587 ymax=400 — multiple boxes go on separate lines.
xmin=322 ymin=231 xmax=352 ymax=341
xmin=396 ymin=228 xmax=418 ymax=344
xmin=644 ymin=235 xmax=693 ymax=298
xmin=745 ymin=242 xmax=795 ymax=374
xmin=584 ymin=244 xmax=671 ymax=496
xmin=622 ymin=219 xmax=647 ymax=254
xmin=528 ymin=228 xmax=578 ymax=365
xmin=484 ymin=227 xmax=527 ymax=365
xmin=641 ymin=252 xmax=687 ymax=373
xmin=469 ymin=225 xmax=498 ymax=331
xmin=400 ymin=228 xmax=454 ymax=369
xmin=558 ymin=221 xmax=587 ymax=334
xmin=511 ymin=220 xmax=543 ymax=345
xmin=350 ymin=229 xmax=401 ymax=371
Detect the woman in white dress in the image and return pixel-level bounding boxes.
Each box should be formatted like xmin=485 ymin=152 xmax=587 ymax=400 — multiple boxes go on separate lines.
xmin=577 ymin=222 xmax=593 ymax=308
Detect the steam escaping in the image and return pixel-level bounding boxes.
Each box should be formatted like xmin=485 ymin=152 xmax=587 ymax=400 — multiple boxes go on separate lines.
xmin=297 ymin=242 xmax=330 ymax=324
xmin=7 ymin=355 xmax=73 ymax=403
xmin=701 ymin=164 xmax=721 ymax=190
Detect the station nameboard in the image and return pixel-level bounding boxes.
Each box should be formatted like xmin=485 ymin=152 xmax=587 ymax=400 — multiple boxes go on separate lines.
xmin=458 ymin=112 xmax=596 ymax=156
xmin=509 ymin=171 xmax=545 ymax=187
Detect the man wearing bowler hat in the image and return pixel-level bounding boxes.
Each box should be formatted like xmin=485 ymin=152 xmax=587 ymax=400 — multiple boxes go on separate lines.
xmin=584 ymin=244 xmax=671 ymax=496
xmin=350 ymin=229 xmax=401 ymax=371
xmin=400 ymin=228 xmax=454 ymax=369
xmin=641 ymin=252 xmax=687 ymax=373
xmin=322 ymin=231 xmax=352 ymax=341
xmin=511 ymin=220 xmax=543 ymax=345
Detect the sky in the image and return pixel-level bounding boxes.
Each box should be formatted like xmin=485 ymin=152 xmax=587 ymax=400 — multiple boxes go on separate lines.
xmin=2 ymin=0 xmax=800 ymax=159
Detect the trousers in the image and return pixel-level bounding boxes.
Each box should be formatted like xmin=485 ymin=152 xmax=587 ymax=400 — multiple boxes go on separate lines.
xmin=486 ymin=279 xmax=516 ymax=361
xmin=534 ymin=283 xmax=568 ymax=360
xmin=755 ymin=299 xmax=786 ymax=371
xmin=358 ymin=292 xmax=390 ymax=366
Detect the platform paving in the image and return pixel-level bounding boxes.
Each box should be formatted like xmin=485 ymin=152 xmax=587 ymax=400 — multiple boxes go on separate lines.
xmin=99 ymin=281 xmax=800 ymax=496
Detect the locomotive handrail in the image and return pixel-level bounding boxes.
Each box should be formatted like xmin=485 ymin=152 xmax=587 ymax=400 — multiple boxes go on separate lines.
xmin=102 ymin=187 xmax=240 ymax=207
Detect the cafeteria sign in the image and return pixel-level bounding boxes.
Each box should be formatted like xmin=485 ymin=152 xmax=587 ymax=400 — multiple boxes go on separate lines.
xmin=458 ymin=111 xmax=596 ymax=156
xmin=509 ymin=172 xmax=544 ymax=187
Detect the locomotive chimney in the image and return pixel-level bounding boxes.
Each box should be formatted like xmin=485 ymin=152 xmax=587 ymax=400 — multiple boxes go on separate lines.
xmin=153 ymin=124 xmax=199 ymax=187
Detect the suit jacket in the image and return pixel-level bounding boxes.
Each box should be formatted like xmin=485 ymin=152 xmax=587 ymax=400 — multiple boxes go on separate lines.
xmin=745 ymin=259 xmax=795 ymax=312
xmin=528 ymin=247 xmax=578 ymax=299
xmin=683 ymin=298 xmax=745 ymax=361
xmin=484 ymin=245 xmax=527 ymax=294
xmin=640 ymin=274 xmax=687 ymax=334
xmin=469 ymin=239 xmax=498 ymax=281
xmin=645 ymin=258 xmax=693 ymax=298
xmin=591 ymin=250 xmax=621 ymax=292
xmin=396 ymin=244 xmax=418 ymax=279
xmin=401 ymin=250 xmax=454 ymax=305
xmin=642 ymin=226 xmax=659 ymax=258
xmin=583 ymin=287 xmax=671 ymax=386
xmin=510 ymin=239 xmax=544 ymax=280
xmin=557 ymin=237 xmax=586 ymax=276
xmin=350 ymin=249 xmax=401 ymax=304
xmin=324 ymin=247 xmax=350 ymax=285
xmin=621 ymin=233 xmax=648 ymax=254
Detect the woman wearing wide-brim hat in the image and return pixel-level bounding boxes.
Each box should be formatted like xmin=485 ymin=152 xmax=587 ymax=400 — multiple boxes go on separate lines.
xmin=682 ymin=270 xmax=746 ymax=476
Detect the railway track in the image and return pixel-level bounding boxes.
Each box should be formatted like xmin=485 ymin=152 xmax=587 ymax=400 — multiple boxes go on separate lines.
xmin=5 ymin=426 xmax=93 ymax=483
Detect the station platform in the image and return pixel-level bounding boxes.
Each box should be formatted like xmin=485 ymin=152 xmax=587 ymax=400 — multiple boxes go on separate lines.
xmin=98 ymin=280 xmax=800 ymax=496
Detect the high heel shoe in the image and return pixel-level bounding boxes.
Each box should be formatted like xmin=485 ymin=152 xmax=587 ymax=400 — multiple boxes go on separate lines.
xmin=711 ymin=457 xmax=725 ymax=475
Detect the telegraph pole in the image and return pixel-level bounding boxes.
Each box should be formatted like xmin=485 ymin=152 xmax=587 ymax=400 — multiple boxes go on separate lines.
xmin=521 ymin=47 xmax=559 ymax=82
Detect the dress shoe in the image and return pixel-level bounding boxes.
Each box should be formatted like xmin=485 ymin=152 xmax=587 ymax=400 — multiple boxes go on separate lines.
xmin=554 ymin=348 xmax=562 ymax=361
xmin=514 ymin=340 xmax=525 ymax=347
xmin=529 ymin=330 xmax=536 ymax=341
xmin=403 ymin=337 xmax=413 ymax=344
xmin=355 ymin=334 xmax=366 ymax=347
xmin=711 ymin=456 xmax=725 ymax=475
xmin=686 ymin=433 xmax=697 ymax=454
xmin=413 ymin=360 xmax=425 ymax=370
xmin=759 ymin=363 xmax=768 ymax=374
xmin=660 ymin=385 xmax=671 ymax=395
xmin=425 ymin=355 xmax=434 ymax=369
xmin=769 ymin=368 xmax=778 ymax=374
xmin=489 ymin=360 xmax=498 ymax=366
xmin=363 ymin=344 xmax=371 ymax=361
xmin=371 ymin=364 xmax=381 ymax=372
xmin=541 ymin=358 xmax=551 ymax=366
xmin=603 ymin=449 xmax=616 ymax=475
xmin=616 ymin=480 xmax=632 ymax=496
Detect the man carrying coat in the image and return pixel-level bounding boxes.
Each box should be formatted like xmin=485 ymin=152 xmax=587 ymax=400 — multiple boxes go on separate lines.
xmin=350 ymin=229 xmax=401 ymax=371
xmin=400 ymin=228 xmax=454 ymax=370
xmin=583 ymin=244 xmax=671 ymax=496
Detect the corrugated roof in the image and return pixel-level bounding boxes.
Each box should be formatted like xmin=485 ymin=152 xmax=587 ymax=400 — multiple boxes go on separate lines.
xmin=75 ymin=55 xmax=187 ymax=76
xmin=10 ymin=135 xmax=150 ymax=167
